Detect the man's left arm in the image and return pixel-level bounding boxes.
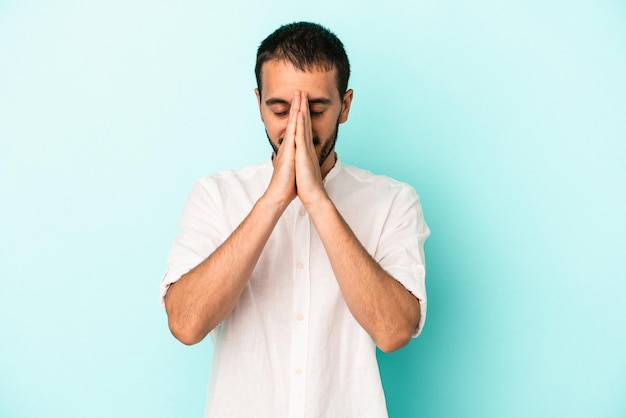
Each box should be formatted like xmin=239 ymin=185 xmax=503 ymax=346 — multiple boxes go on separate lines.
xmin=294 ymin=93 xmax=423 ymax=353
xmin=307 ymin=199 xmax=421 ymax=352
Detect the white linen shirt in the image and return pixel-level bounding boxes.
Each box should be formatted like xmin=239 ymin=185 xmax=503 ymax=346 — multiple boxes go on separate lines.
xmin=160 ymin=158 xmax=429 ymax=418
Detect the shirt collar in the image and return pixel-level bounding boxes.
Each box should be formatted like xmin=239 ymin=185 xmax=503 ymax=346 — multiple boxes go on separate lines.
xmin=323 ymin=154 xmax=342 ymax=186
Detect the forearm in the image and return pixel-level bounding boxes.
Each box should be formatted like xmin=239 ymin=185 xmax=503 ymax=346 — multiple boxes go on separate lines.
xmin=165 ymin=194 xmax=287 ymax=345
xmin=307 ymin=198 xmax=420 ymax=352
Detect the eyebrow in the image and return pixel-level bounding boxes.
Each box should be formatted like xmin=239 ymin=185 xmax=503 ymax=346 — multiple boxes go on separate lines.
xmin=265 ymin=98 xmax=289 ymax=106
xmin=265 ymin=97 xmax=332 ymax=106
xmin=308 ymin=97 xmax=332 ymax=105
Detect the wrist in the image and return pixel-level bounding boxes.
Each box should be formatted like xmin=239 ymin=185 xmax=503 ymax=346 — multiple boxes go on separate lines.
xmin=302 ymin=192 xmax=334 ymax=218
xmin=257 ymin=191 xmax=292 ymax=217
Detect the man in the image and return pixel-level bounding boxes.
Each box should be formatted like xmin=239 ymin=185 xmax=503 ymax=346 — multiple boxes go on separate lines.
xmin=161 ymin=21 xmax=429 ymax=417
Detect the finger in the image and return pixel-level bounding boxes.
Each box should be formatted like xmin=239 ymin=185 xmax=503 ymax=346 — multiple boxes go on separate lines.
xmin=279 ymin=91 xmax=300 ymax=154
xmin=296 ymin=107 xmax=305 ymax=144
xmin=291 ymin=90 xmax=301 ymax=118
xmin=287 ymin=91 xmax=301 ymax=136
xmin=293 ymin=90 xmax=302 ymax=111
xmin=300 ymin=91 xmax=312 ymax=143
xmin=300 ymin=90 xmax=308 ymax=116
xmin=295 ymin=92 xmax=310 ymax=149
xmin=299 ymin=92 xmax=317 ymax=161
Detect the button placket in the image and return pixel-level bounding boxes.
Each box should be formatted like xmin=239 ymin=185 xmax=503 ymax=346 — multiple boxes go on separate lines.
xmin=288 ymin=204 xmax=311 ymax=418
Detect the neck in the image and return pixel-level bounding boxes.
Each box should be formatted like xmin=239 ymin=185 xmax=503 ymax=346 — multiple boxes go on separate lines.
xmin=320 ymin=151 xmax=337 ymax=179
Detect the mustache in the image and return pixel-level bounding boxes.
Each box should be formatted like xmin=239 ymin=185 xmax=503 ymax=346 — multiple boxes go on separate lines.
xmin=277 ymin=137 xmax=321 ymax=145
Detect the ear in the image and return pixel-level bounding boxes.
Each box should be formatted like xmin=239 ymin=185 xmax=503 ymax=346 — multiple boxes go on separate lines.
xmin=254 ymin=88 xmax=263 ymax=121
xmin=338 ymin=89 xmax=354 ymax=124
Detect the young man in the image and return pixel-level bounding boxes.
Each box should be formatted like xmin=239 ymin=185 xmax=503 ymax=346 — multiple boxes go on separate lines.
xmin=161 ymin=22 xmax=429 ymax=417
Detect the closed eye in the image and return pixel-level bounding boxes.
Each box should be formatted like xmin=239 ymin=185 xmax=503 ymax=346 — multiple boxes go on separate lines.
xmin=274 ymin=111 xmax=323 ymax=118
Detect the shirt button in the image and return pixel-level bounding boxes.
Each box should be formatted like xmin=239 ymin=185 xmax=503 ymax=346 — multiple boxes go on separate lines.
xmin=296 ymin=313 xmax=304 ymax=321
xmin=296 ymin=262 xmax=304 ymax=270
xmin=298 ymin=208 xmax=306 ymax=216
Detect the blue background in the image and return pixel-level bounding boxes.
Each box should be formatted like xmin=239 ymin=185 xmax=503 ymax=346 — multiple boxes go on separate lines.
xmin=1 ymin=1 xmax=625 ymax=417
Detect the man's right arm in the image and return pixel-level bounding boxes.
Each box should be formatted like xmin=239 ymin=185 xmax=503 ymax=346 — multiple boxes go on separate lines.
xmin=164 ymin=92 xmax=301 ymax=345
xmin=164 ymin=193 xmax=287 ymax=345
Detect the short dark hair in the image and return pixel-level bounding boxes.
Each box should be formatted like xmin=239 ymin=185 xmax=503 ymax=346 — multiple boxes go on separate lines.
xmin=255 ymin=22 xmax=351 ymax=97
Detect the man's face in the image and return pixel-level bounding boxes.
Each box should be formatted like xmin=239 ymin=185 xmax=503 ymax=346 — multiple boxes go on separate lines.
xmin=255 ymin=60 xmax=353 ymax=171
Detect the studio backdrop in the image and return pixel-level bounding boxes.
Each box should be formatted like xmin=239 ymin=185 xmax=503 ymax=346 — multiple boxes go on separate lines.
xmin=1 ymin=1 xmax=625 ymax=417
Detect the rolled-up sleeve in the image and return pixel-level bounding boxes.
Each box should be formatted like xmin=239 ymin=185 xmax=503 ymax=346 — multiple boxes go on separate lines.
xmin=374 ymin=185 xmax=429 ymax=337
xmin=160 ymin=180 xmax=225 ymax=307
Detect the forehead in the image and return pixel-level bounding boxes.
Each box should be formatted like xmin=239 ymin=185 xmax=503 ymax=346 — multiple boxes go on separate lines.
xmin=259 ymin=60 xmax=339 ymax=101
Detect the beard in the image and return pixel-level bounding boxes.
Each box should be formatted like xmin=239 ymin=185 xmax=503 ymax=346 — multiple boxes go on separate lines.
xmin=266 ymin=120 xmax=340 ymax=168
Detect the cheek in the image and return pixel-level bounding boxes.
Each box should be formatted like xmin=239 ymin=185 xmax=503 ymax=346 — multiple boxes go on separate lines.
xmin=312 ymin=116 xmax=338 ymax=137
xmin=263 ymin=117 xmax=285 ymax=138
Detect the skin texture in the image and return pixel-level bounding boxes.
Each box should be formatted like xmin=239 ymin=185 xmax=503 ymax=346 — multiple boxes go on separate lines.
xmin=164 ymin=60 xmax=420 ymax=352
